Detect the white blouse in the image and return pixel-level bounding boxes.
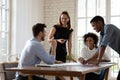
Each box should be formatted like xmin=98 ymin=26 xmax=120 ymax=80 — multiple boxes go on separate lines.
xmin=80 ymin=46 xmax=110 ymax=74
xmin=80 ymin=46 xmax=110 ymax=60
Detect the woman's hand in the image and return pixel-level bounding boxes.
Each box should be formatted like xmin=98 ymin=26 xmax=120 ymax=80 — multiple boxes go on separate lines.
xmin=78 ymin=57 xmax=86 ymax=64
xmin=56 ymin=39 xmax=66 ymax=44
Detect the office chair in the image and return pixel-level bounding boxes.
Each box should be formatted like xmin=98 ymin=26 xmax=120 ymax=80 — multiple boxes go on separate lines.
xmin=1 ymin=61 xmax=18 ymax=80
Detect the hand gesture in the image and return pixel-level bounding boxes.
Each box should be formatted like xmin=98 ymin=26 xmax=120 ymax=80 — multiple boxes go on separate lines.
xmin=78 ymin=57 xmax=86 ymax=64
xmin=55 ymin=60 xmax=63 ymax=64
xmin=57 ymin=39 xmax=66 ymax=44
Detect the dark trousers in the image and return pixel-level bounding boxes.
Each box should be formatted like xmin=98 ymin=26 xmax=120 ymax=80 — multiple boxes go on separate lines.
xmin=55 ymin=76 xmax=62 ymax=80
xmin=85 ymin=72 xmax=99 ymax=80
xmin=117 ymin=70 xmax=120 ymax=80
xmin=16 ymin=75 xmax=47 ymax=80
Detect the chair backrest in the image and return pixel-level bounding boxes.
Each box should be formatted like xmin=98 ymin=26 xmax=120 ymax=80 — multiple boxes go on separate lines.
xmin=98 ymin=69 xmax=107 ymax=80
xmin=2 ymin=62 xmax=18 ymax=80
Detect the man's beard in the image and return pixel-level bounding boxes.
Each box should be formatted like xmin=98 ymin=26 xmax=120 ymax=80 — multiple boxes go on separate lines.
xmin=41 ymin=36 xmax=45 ymax=41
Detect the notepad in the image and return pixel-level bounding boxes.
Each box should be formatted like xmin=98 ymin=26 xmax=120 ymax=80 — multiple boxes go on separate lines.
xmin=35 ymin=62 xmax=81 ymax=67
xmin=100 ymin=62 xmax=117 ymax=64
xmin=35 ymin=63 xmax=63 ymax=67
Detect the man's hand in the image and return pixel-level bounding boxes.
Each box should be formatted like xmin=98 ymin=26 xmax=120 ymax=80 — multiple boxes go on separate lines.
xmin=86 ymin=59 xmax=100 ymax=65
xmin=55 ymin=60 xmax=63 ymax=64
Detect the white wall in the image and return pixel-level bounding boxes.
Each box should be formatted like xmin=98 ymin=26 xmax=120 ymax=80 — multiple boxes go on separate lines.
xmin=10 ymin=0 xmax=77 ymax=59
xmin=11 ymin=0 xmax=44 ymax=56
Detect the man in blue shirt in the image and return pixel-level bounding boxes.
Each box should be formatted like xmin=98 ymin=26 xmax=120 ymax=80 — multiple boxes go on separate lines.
xmin=16 ymin=23 xmax=57 ymax=80
xmin=84 ymin=16 xmax=120 ymax=80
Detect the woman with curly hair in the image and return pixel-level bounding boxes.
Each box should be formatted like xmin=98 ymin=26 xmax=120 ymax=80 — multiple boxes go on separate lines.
xmin=78 ymin=32 xmax=110 ymax=80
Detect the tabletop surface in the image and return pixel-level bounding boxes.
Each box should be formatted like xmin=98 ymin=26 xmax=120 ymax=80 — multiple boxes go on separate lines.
xmin=5 ymin=62 xmax=116 ymax=75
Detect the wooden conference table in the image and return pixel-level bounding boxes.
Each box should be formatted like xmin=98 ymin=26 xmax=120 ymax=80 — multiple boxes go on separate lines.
xmin=5 ymin=62 xmax=116 ymax=80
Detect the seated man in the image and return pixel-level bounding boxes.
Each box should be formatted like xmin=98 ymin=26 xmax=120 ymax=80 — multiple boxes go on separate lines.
xmin=16 ymin=23 xmax=57 ymax=80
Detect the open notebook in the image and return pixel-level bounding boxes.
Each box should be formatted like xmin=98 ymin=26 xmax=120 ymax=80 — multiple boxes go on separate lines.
xmin=35 ymin=62 xmax=116 ymax=67
xmin=35 ymin=62 xmax=81 ymax=67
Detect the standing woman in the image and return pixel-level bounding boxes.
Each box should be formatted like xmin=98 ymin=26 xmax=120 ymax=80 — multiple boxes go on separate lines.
xmin=48 ymin=11 xmax=76 ymax=63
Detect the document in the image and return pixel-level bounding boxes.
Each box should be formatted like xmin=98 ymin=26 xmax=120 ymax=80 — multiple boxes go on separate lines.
xmin=35 ymin=63 xmax=63 ymax=67
xmin=36 ymin=62 xmax=81 ymax=67
xmin=100 ymin=62 xmax=117 ymax=64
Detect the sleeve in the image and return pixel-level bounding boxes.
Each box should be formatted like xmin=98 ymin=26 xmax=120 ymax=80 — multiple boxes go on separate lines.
xmin=102 ymin=53 xmax=110 ymax=60
xmin=102 ymin=47 xmax=111 ymax=60
xmin=80 ymin=47 xmax=88 ymax=60
xmin=101 ymin=25 xmax=114 ymax=46
xmin=33 ymin=43 xmax=55 ymax=64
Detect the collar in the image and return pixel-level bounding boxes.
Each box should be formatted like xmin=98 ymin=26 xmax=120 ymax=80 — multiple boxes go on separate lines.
xmin=100 ymin=24 xmax=106 ymax=36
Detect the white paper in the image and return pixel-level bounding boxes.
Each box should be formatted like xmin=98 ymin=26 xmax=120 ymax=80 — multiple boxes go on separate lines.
xmin=35 ymin=62 xmax=81 ymax=67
